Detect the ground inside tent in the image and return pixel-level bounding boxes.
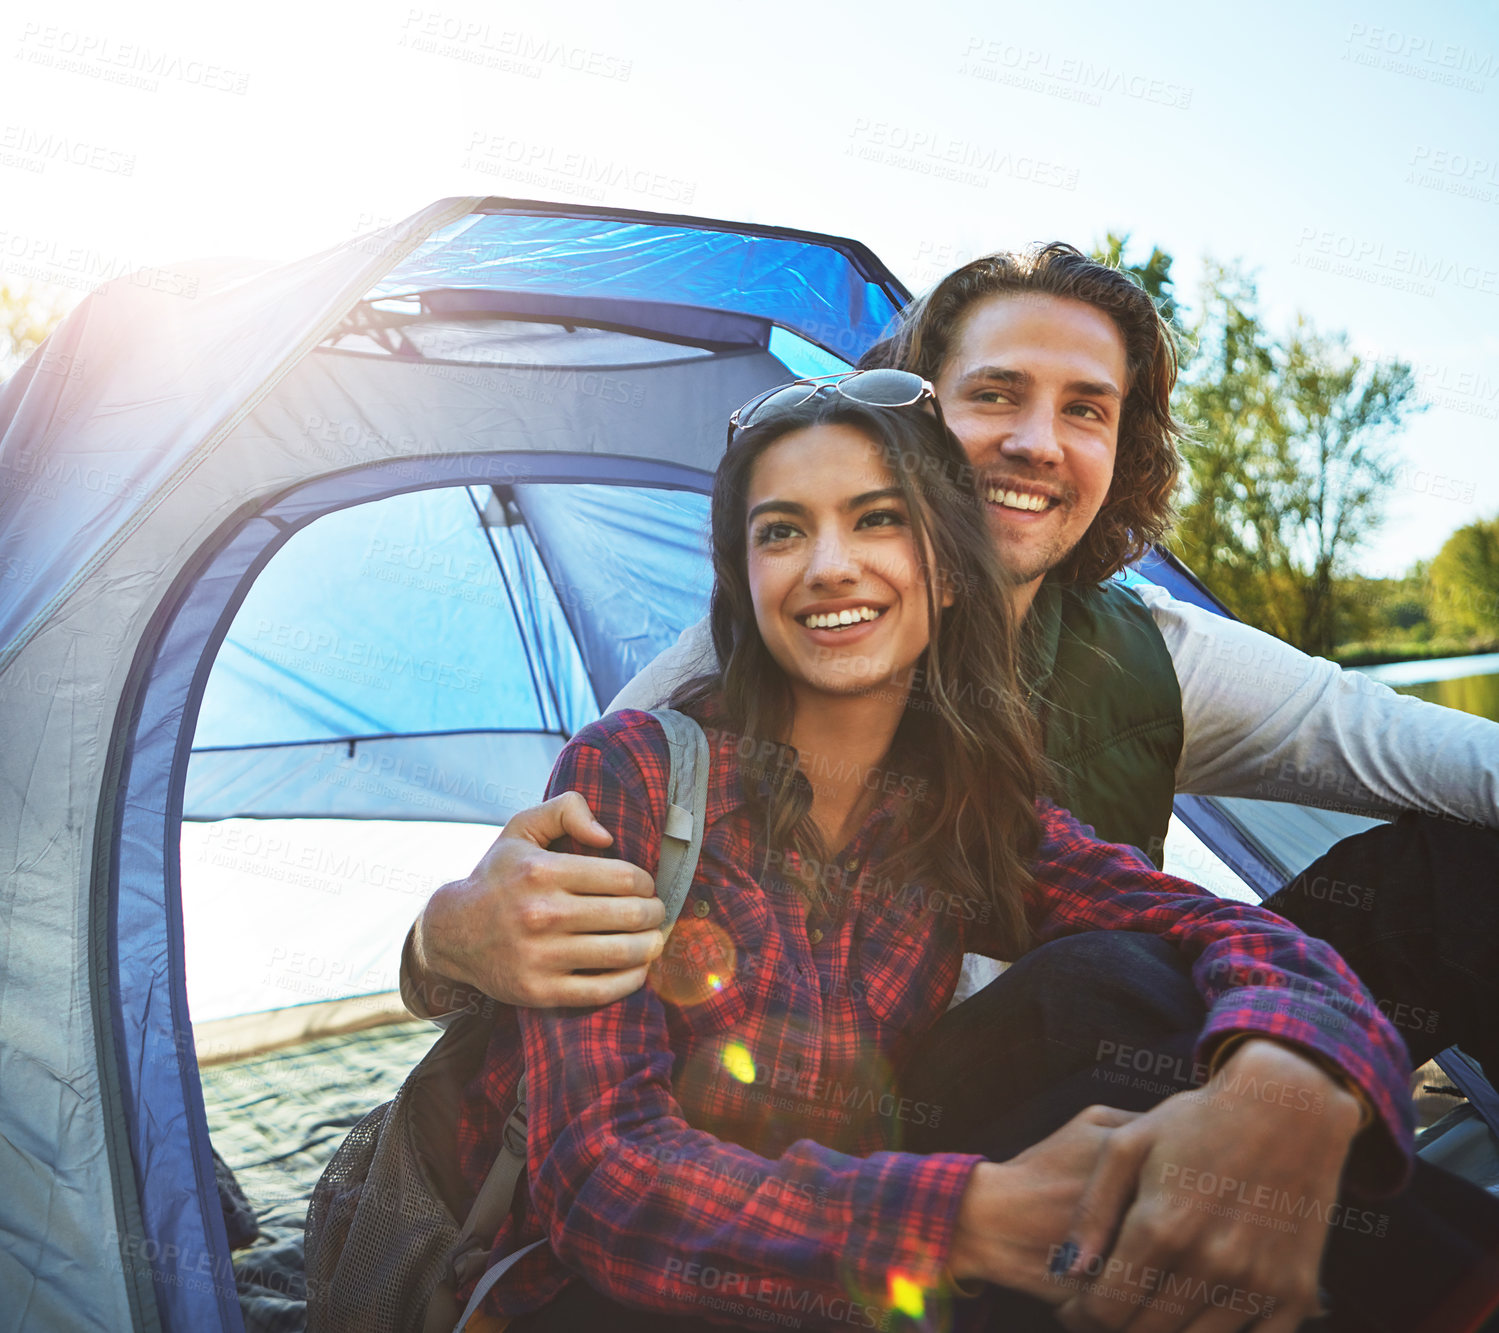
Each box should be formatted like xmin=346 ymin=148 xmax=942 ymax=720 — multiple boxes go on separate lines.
xmin=202 ymin=1023 xmax=439 ymax=1332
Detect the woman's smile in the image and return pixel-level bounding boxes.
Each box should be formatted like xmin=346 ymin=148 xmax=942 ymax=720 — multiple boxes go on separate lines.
xmin=796 ymin=602 xmax=887 ymax=637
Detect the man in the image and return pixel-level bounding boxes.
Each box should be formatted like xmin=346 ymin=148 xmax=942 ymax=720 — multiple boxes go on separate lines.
xmin=404 ymin=245 xmax=1499 ymax=1328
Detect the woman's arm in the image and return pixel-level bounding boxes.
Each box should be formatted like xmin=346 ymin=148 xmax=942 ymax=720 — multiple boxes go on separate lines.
xmin=524 ymin=983 xmax=981 ymax=1325
xmin=1020 ymin=800 xmax=1414 ymax=1192
xmin=510 ymin=716 xmax=987 ymax=1327
xmin=963 ymin=805 xmax=1404 ymax=1330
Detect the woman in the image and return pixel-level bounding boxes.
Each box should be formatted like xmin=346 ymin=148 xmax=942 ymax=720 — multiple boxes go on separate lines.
xmin=454 ymin=373 xmax=1414 ymax=1332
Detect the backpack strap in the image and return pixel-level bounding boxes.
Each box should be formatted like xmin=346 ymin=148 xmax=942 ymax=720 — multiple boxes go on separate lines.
xmin=444 ymin=709 xmax=711 ymax=1331
xmin=648 ymin=708 xmax=712 ymax=936
xmin=448 ymin=1238 xmax=548 ymax=1333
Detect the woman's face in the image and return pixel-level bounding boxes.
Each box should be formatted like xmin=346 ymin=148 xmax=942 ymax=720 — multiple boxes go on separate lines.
xmin=744 ymin=422 xmax=942 ymax=703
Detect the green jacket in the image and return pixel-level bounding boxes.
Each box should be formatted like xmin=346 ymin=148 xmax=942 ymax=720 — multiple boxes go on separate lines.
xmin=1023 ymin=578 xmax=1184 ymax=865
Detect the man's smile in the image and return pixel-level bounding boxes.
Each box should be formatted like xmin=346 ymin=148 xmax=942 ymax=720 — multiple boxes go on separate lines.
xmin=985 ymin=484 xmax=1057 ymax=514
xmin=981 ymin=476 xmax=1070 ymax=516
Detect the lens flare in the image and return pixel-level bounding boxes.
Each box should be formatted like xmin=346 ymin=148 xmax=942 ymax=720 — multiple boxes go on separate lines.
xmin=722 ymin=1041 xmax=756 ymax=1084
xmin=888 ymin=1272 xmax=925 ymax=1319
xmin=648 ymin=917 xmax=736 ymax=1008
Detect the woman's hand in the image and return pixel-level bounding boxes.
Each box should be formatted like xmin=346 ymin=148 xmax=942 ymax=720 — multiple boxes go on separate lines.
xmin=948 ymin=1105 xmax=1142 ymax=1300
xmin=1053 ymin=1038 xmax=1365 ymax=1332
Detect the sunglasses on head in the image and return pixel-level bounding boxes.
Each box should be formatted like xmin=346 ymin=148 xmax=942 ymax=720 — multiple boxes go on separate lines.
xmin=726 ymin=369 xmax=938 ymax=446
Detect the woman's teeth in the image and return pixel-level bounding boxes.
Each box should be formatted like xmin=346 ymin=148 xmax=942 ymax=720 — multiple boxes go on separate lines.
xmin=986 ymin=486 xmax=1051 ymax=512
xmin=802 ymin=607 xmax=884 ymax=630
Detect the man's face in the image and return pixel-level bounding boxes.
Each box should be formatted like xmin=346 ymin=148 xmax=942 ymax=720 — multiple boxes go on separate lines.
xmin=932 ymin=294 xmax=1126 ymax=600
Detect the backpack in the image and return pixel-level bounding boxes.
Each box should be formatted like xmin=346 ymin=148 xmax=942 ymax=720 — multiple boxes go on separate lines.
xmin=303 ymin=709 xmax=711 ymax=1333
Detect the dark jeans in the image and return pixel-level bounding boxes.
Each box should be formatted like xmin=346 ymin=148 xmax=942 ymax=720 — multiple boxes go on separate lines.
xmin=1261 ymin=812 xmax=1499 ymax=1078
xmin=900 ymin=932 xmax=1499 ymax=1333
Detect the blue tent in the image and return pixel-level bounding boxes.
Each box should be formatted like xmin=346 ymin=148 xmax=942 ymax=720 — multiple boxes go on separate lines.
xmin=0 ymin=199 xmax=1466 ymax=1333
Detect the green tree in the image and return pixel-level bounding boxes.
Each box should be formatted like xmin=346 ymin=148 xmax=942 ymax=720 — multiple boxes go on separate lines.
xmin=1429 ymin=517 xmax=1499 ymax=639
xmin=1169 ymin=263 xmax=1299 ymax=635
xmin=1277 ymin=323 xmax=1418 ymax=653
xmin=0 ymin=279 xmax=75 ymax=381
xmin=1169 ymin=264 xmax=1423 ymax=656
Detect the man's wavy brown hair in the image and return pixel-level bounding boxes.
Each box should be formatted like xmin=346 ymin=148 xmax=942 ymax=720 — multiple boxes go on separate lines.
xmin=859 ymin=243 xmax=1184 ymax=585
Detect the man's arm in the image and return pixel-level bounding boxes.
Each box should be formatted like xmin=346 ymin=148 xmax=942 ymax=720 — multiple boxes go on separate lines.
xmin=1018 ymin=803 xmax=1408 ymax=1330
xmin=1026 ymin=800 xmax=1415 ymax=1188
xmin=402 ymin=792 xmax=663 ymax=1015
xmin=402 ymin=617 xmax=716 ymax=1016
xmin=1138 ymin=581 xmax=1499 ymax=828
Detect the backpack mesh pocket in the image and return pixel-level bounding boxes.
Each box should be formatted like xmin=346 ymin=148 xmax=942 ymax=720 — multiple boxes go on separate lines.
xmin=305 ymin=1010 xmax=498 ymax=1333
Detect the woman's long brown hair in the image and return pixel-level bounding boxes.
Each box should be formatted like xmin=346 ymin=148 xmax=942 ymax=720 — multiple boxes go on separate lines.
xmin=671 ymin=394 xmax=1044 ymax=955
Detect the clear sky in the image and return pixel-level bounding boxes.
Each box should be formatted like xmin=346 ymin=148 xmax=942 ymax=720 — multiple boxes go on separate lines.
xmin=3 ymin=0 xmax=1495 ymax=576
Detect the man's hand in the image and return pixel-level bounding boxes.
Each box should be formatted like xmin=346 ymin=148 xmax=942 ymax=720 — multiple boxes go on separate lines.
xmin=948 ymin=1106 xmax=1141 ymax=1301
xmin=407 ymin=791 xmax=664 ymax=1012
xmin=1052 ymin=1039 xmax=1364 ymax=1332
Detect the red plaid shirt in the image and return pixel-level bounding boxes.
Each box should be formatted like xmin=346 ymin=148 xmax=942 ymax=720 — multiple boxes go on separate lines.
xmin=456 ymin=709 xmax=1414 ymax=1327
